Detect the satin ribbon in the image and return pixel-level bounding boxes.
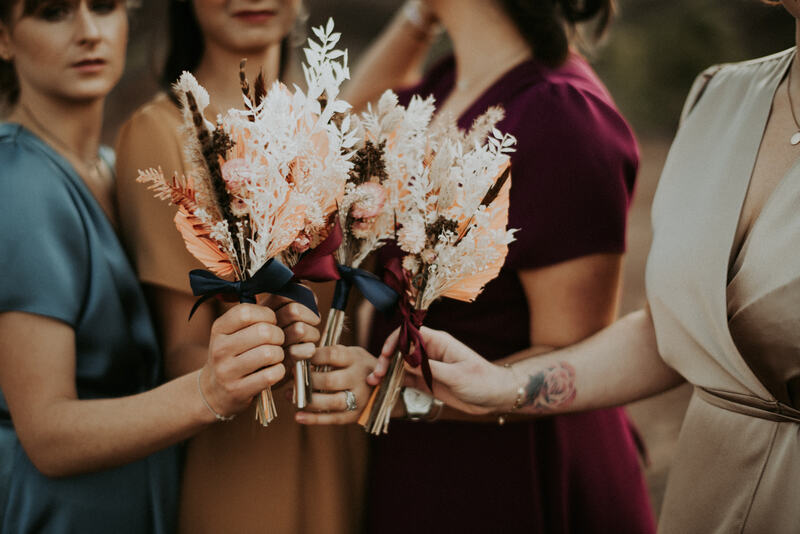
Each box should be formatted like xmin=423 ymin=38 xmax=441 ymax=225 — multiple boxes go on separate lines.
xmin=291 ymin=221 xmax=343 ymax=282
xmin=383 ymin=257 xmax=433 ymax=390
xmin=290 ymin=219 xmax=398 ymax=313
xmin=332 ymin=264 xmax=398 ymax=312
xmin=188 ymin=259 xmax=319 ymax=319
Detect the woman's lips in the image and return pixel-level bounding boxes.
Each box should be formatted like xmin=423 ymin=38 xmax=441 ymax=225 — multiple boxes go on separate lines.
xmin=72 ymin=58 xmax=107 ymax=73
xmin=233 ymin=10 xmax=276 ymax=23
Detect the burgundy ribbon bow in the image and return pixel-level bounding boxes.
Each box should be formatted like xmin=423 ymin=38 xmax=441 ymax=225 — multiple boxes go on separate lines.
xmin=291 ymin=220 xmax=343 ymax=282
xmin=384 ymin=257 xmax=433 ymax=391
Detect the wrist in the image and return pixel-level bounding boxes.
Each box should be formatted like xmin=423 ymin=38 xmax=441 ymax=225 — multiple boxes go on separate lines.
xmin=197 ymin=367 xmax=236 ymax=424
xmin=493 ymin=364 xmax=525 ymax=422
xmin=185 ymin=370 xmax=217 ymax=426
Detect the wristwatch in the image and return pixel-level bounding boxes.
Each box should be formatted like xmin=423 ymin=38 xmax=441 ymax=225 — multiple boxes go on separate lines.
xmin=402 ymin=387 xmax=444 ymax=422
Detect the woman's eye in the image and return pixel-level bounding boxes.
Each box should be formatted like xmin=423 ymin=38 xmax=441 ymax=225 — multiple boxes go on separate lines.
xmin=38 ymin=3 xmax=72 ymax=22
xmin=90 ymin=0 xmax=119 ymax=15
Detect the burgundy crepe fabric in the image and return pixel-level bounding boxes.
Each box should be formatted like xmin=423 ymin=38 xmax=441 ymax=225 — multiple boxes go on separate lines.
xmin=366 ymin=54 xmax=655 ymax=534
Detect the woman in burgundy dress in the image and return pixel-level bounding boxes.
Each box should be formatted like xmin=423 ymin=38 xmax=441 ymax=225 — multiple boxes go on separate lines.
xmin=298 ymin=1 xmax=655 ymax=531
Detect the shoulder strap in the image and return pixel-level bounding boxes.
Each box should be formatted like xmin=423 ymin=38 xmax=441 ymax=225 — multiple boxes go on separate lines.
xmin=679 ymin=65 xmax=724 ymax=125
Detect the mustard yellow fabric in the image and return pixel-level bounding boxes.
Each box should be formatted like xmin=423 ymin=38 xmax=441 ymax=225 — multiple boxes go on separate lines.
xmin=115 ymin=93 xmax=367 ymax=534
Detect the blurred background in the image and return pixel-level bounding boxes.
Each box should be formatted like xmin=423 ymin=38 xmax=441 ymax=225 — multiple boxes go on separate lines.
xmin=109 ymin=0 xmax=795 ymax=519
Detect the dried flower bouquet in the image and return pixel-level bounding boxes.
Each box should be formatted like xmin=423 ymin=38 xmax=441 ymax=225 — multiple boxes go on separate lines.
xmin=359 ymin=109 xmax=518 ymax=434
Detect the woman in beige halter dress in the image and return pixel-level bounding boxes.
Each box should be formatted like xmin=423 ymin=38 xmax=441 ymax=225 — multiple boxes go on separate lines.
xmin=368 ymin=1 xmax=800 ymax=531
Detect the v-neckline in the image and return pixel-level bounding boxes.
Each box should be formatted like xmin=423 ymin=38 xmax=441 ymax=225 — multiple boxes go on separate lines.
xmin=726 ymin=49 xmax=797 ymax=281
xmin=434 ymin=56 xmax=539 ymax=129
xmin=3 ymin=123 xmax=121 ymax=240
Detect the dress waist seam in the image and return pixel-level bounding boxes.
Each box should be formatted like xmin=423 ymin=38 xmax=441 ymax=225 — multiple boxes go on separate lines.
xmin=697 ymin=387 xmax=800 ymax=424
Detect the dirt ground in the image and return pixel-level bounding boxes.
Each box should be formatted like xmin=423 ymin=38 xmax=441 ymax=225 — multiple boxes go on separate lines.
xmin=617 ymin=138 xmax=693 ymax=518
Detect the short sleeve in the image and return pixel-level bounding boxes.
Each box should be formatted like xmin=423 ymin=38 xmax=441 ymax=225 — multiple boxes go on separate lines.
xmin=114 ymin=96 xmax=203 ymax=294
xmin=502 ymin=81 xmax=638 ymax=270
xmin=0 ymin=141 xmax=88 ymax=326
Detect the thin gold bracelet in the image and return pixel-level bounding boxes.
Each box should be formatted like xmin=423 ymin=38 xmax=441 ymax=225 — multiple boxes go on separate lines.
xmin=497 ymin=363 xmax=525 ymax=426
xmin=197 ymin=369 xmax=236 ymax=422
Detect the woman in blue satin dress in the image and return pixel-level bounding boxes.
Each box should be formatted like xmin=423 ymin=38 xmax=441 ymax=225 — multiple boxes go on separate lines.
xmin=0 ymin=1 xmax=300 ymax=531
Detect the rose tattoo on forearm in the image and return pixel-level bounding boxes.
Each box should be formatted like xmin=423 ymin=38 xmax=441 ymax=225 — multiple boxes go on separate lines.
xmin=523 ymin=362 xmax=576 ymax=411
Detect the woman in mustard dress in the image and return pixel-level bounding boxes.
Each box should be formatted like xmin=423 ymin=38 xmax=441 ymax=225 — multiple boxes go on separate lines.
xmin=114 ymin=1 xmax=366 ymax=532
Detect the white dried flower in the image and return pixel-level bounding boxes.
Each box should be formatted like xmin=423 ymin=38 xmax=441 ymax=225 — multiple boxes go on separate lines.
xmin=402 ymin=255 xmax=420 ymax=275
xmin=420 ymin=248 xmax=437 ymax=264
xmin=397 ymin=219 xmax=426 ymax=254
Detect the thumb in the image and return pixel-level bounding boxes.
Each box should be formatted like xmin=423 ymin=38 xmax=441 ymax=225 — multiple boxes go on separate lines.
xmin=418 ymin=326 xmax=461 ymax=363
xmin=366 ymin=353 xmax=393 ymax=385
xmin=380 ymin=328 xmax=401 ymax=359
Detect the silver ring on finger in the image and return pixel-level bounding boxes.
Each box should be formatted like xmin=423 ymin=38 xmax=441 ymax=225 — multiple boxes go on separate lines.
xmin=344 ymin=390 xmax=357 ymax=412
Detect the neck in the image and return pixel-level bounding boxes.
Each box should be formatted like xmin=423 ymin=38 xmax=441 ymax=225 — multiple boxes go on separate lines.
xmin=788 ymin=21 xmax=800 ymax=100
xmin=195 ymin=41 xmax=282 ymax=114
xmin=796 ymin=18 xmax=800 ymax=53
xmin=9 ymin=92 xmax=103 ymax=162
xmin=433 ymin=0 xmax=531 ymax=89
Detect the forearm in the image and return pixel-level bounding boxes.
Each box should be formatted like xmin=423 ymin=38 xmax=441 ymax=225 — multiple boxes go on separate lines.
xmin=344 ymin=5 xmax=435 ymax=111
xmin=503 ymin=309 xmax=683 ymax=415
xmin=428 ymin=346 xmax=553 ymax=423
xmin=419 ymin=309 xmax=682 ymax=423
xmin=24 ymin=371 xmax=213 ymax=477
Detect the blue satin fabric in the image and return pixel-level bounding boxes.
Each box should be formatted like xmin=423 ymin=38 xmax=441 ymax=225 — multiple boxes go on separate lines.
xmin=0 ymin=124 xmax=179 ymax=533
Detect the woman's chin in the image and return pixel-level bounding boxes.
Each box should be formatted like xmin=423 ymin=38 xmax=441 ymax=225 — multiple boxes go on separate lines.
xmin=54 ymin=77 xmax=120 ymax=103
xmin=223 ymin=27 xmax=289 ymax=53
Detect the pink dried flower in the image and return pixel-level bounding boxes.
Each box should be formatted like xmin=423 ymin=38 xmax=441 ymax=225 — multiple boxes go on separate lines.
xmin=350 ymin=182 xmax=387 ymax=219
xmin=291 ymin=233 xmax=311 ymax=253
xmin=221 ymin=158 xmax=250 ymax=196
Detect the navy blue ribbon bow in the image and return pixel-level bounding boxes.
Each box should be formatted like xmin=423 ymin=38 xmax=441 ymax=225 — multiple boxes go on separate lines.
xmin=332 ymin=264 xmax=398 ymax=313
xmin=188 ymin=259 xmax=319 ymax=319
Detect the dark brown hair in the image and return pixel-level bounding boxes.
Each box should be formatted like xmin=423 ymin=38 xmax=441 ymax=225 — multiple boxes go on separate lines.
xmin=499 ymin=0 xmax=615 ymax=67
xmin=0 ymin=0 xmax=44 ymax=107
xmin=160 ymin=0 xmax=290 ymax=96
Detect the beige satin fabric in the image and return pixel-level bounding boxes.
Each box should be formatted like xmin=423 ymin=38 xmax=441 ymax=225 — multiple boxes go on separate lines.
xmin=115 ymin=94 xmax=367 ymax=534
xmin=646 ymin=48 xmax=800 ymax=533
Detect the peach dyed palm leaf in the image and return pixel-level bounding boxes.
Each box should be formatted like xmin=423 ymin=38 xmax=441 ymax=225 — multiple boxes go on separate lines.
xmin=138 ymin=168 xmax=200 ymax=214
xmin=454 ymin=161 xmax=511 ymax=237
xmin=262 ymin=191 xmax=306 ymax=259
xmin=138 ymin=168 xmax=234 ymax=278
xmin=174 ymin=207 xmax=235 ymax=278
xmin=442 ymin=175 xmax=511 ymax=302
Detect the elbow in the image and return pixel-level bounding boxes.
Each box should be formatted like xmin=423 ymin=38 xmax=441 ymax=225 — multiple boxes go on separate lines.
xmin=32 ymin=460 xmax=72 ymax=479
xmin=25 ymin=443 xmax=79 ymax=478
xmin=27 ymin=452 xmax=72 ymax=479
xmin=17 ymin=430 xmax=85 ymax=478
